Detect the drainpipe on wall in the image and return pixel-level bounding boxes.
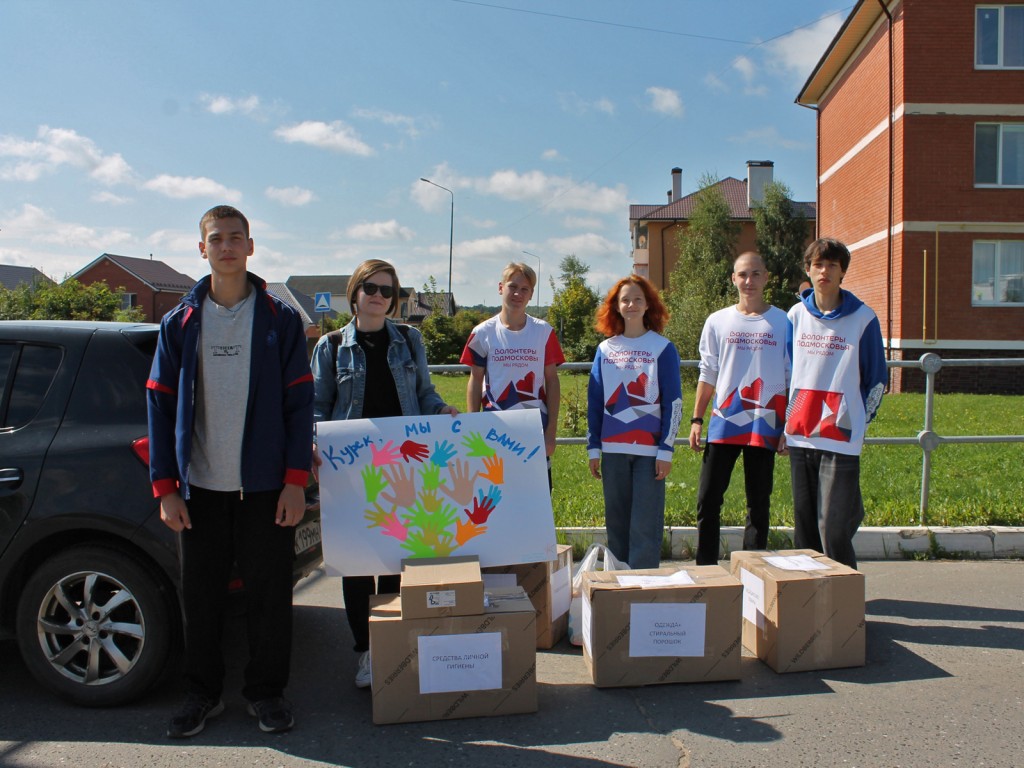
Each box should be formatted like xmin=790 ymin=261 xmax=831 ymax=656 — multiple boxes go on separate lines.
xmin=879 ymin=0 xmax=895 ymax=366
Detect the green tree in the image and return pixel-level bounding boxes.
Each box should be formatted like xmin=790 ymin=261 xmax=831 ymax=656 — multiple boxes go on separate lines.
xmin=664 ymin=175 xmax=739 ymax=378
xmin=753 ymin=180 xmax=810 ymax=311
xmin=0 ymin=279 xmax=145 ymax=321
xmin=547 ymin=255 xmax=601 ymax=362
xmin=417 ymin=276 xmax=487 ymax=364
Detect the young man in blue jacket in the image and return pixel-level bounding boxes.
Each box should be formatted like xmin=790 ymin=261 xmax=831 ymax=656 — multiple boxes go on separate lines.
xmin=147 ymin=205 xmax=313 ymax=737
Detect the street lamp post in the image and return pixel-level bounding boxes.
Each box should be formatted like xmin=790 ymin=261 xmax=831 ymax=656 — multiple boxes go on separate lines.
xmin=521 ymin=250 xmax=541 ymax=309
xmin=419 ymin=177 xmax=454 ymax=314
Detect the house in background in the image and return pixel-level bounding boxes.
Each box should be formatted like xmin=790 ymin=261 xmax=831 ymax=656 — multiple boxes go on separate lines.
xmin=797 ymin=0 xmax=1024 ymax=393
xmin=286 ymin=275 xmax=353 ymax=317
xmin=72 ymin=253 xmax=195 ymax=322
xmin=266 ymin=282 xmax=334 ymax=344
xmin=407 ymin=291 xmax=457 ymax=323
xmin=286 ymin=274 xmax=454 ymax=324
xmin=0 ymin=265 xmax=54 ymax=291
xmin=630 ymin=162 xmax=816 ymax=292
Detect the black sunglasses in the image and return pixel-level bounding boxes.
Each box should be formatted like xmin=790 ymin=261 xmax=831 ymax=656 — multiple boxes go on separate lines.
xmin=360 ymin=282 xmax=395 ymax=299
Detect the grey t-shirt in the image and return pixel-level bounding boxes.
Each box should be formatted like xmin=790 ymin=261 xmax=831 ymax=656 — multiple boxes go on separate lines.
xmin=189 ymin=291 xmax=254 ymax=491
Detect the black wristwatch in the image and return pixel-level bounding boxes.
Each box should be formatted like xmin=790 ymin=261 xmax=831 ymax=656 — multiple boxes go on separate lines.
xmin=690 ymin=417 xmax=704 ymax=425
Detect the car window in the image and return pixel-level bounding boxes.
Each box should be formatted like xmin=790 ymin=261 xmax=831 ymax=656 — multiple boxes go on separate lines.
xmin=5 ymin=344 xmax=63 ymax=428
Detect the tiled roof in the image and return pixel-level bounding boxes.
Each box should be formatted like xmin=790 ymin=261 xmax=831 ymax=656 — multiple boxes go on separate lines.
xmin=630 ymin=177 xmax=816 ymax=222
xmin=286 ymin=275 xmax=351 ymax=299
xmin=267 ymin=282 xmax=332 ymax=326
xmin=72 ymin=253 xmax=196 ymax=291
xmin=0 ymin=265 xmax=54 ymax=290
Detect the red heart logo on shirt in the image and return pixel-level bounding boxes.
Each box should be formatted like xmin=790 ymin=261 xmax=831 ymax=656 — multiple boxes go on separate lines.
xmin=516 ymin=371 xmax=535 ymax=394
xmin=626 ymin=373 xmax=648 ymax=397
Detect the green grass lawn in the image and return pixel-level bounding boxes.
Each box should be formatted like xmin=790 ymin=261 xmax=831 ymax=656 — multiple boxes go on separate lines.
xmin=429 ymin=372 xmax=1024 ymax=528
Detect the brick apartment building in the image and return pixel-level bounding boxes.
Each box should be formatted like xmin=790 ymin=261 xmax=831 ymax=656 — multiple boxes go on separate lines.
xmin=629 ymin=162 xmax=816 ymax=293
xmin=797 ymin=0 xmax=1024 ymax=393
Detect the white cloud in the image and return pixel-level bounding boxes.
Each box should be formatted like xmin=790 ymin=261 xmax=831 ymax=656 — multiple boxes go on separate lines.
xmin=265 ymin=185 xmax=317 ymax=206
xmin=200 ymin=93 xmax=261 ymax=116
xmin=563 ymin=215 xmax=605 ymax=230
xmin=0 ymin=126 xmax=135 ymax=185
xmin=143 ymin=174 xmax=242 ymax=202
xmin=345 ymin=220 xmax=414 ymax=241
xmin=645 ymin=87 xmax=684 ymax=117
xmin=352 ymin=107 xmax=434 ymax=138
xmin=763 ymin=14 xmax=844 ymax=81
xmin=542 ymin=149 xmax=561 ymax=161
xmin=704 ymin=72 xmax=728 ymax=92
xmin=274 ymin=120 xmax=374 ymax=156
xmin=733 ymin=55 xmax=768 ymax=96
xmin=92 ymin=191 xmax=132 ymax=205
xmin=414 ymin=162 xmax=627 ymax=216
xmin=727 ymin=125 xmax=807 ymax=150
xmin=4 ymin=203 xmax=133 ymax=250
xmin=558 ymin=92 xmax=616 ymax=116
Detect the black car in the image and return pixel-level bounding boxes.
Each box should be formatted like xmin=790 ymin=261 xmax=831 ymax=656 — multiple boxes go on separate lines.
xmin=0 ymin=321 xmax=322 ymax=706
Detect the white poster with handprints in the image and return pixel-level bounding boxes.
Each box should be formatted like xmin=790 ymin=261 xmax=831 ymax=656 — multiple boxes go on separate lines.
xmin=317 ymin=410 xmax=558 ymax=576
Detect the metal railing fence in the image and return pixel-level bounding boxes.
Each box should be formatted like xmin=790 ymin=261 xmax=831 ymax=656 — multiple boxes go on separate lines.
xmin=431 ymin=353 xmax=1024 ymax=525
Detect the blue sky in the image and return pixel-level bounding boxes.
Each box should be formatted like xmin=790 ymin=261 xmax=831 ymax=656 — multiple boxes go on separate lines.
xmin=0 ymin=1 xmax=848 ymax=307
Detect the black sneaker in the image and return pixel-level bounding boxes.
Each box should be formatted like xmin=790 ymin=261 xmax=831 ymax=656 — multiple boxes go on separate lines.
xmin=167 ymin=693 xmax=225 ymax=738
xmin=246 ymin=696 xmax=295 ymax=734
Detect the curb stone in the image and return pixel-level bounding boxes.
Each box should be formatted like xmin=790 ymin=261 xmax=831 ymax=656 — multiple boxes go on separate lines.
xmin=556 ymin=525 xmax=1024 ymax=561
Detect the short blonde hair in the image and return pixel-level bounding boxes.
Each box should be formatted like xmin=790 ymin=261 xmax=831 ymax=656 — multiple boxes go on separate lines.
xmin=501 ymin=262 xmax=536 ymax=288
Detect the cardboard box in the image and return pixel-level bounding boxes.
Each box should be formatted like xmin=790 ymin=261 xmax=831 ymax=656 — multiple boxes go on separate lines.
xmin=482 ymin=543 xmax=573 ymax=648
xmin=581 ymin=565 xmax=742 ymax=688
xmin=369 ymin=587 xmax=538 ymax=725
xmin=729 ymin=549 xmax=865 ymax=673
xmin=400 ymin=555 xmax=485 ymax=620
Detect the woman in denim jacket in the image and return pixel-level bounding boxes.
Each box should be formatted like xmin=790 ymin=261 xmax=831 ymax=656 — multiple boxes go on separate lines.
xmin=310 ymin=259 xmax=457 ymax=689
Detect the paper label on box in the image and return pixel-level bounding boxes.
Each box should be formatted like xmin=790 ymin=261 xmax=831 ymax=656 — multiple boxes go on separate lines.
xmin=426 ymin=589 xmax=458 ymax=608
xmin=764 ymin=554 xmax=830 ymax=571
xmin=482 ymin=573 xmax=517 ymax=589
xmin=417 ymin=632 xmax=502 ymax=694
xmin=616 ymin=571 xmax=695 ymax=588
xmin=739 ymin=568 xmax=766 ymax=630
xmin=551 ymin=564 xmax=571 ymax=619
xmin=628 ymin=603 xmax=706 ymax=657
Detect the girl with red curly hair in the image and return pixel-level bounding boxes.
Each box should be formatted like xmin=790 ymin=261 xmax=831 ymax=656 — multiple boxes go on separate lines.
xmin=586 ymin=275 xmax=683 ymax=569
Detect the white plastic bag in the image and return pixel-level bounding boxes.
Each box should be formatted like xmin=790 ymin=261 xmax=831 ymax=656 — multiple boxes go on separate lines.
xmin=567 ymin=543 xmax=630 ymax=646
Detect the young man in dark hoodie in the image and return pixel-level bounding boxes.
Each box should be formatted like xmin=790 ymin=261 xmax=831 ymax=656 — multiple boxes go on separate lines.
xmin=147 ymin=205 xmax=313 ymax=737
xmin=785 ymin=238 xmax=887 ymax=569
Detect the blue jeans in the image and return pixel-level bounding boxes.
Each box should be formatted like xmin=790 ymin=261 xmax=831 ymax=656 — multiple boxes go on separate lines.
xmin=789 ymin=446 xmax=864 ymax=568
xmin=601 ymin=453 xmax=665 ymax=569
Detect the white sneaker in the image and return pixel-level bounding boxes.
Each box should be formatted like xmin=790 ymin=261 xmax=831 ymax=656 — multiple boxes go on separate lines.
xmin=355 ymin=651 xmax=372 ymax=689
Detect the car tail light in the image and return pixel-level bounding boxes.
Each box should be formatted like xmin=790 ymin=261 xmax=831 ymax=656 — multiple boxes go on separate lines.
xmin=131 ymin=436 xmax=150 ymax=466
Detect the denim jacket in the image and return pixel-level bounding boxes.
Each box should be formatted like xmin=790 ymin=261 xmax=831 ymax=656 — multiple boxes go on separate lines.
xmin=311 ymin=318 xmax=446 ymax=424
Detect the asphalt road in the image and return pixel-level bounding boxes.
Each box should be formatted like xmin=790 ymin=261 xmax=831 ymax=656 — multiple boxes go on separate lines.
xmin=1 ymin=560 xmax=1022 ymax=768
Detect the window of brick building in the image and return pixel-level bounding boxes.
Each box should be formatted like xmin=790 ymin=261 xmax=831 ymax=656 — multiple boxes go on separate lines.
xmin=976 ymin=6 xmax=1024 ymax=68
xmin=120 ymin=293 xmax=138 ymax=310
xmin=975 ymin=123 xmax=1024 ymax=186
xmin=973 ymin=241 xmax=1024 ymax=305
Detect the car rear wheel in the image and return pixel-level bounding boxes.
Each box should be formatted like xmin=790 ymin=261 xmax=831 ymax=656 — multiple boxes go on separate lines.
xmin=16 ymin=545 xmax=174 ymax=706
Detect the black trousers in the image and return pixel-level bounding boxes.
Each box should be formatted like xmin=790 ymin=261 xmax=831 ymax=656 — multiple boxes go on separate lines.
xmin=695 ymin=442 xmax=775 ymax=565
xmin=342 ymin=574 xmax=401 ymax=652
xmin=180 ymin=486 xmax=295 ymax=702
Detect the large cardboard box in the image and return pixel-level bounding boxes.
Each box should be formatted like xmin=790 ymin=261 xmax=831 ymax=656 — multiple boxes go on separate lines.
xmin=581 ymin=565 xmax=742 ymax=688
xmin=729 ymin=549 xmax=865 ymax=673
xmin=400 ymin=555 xmax=485 ymax=620
xmin=482 ymin=543 xmax=572 ymax=648
xmin=369 ymin=587 xmax=537 ymax=725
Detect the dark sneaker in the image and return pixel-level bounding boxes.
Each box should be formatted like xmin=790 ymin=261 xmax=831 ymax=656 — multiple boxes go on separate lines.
xmin=167 ymin=693 xmax=225 ymax=738
xmin=246 ymin=697 xmax=295 ymax=734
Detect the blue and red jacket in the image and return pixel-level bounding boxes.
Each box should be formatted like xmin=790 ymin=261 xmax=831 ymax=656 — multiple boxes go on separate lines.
xmin=146 ymin=272 xmax=314 ymax=498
